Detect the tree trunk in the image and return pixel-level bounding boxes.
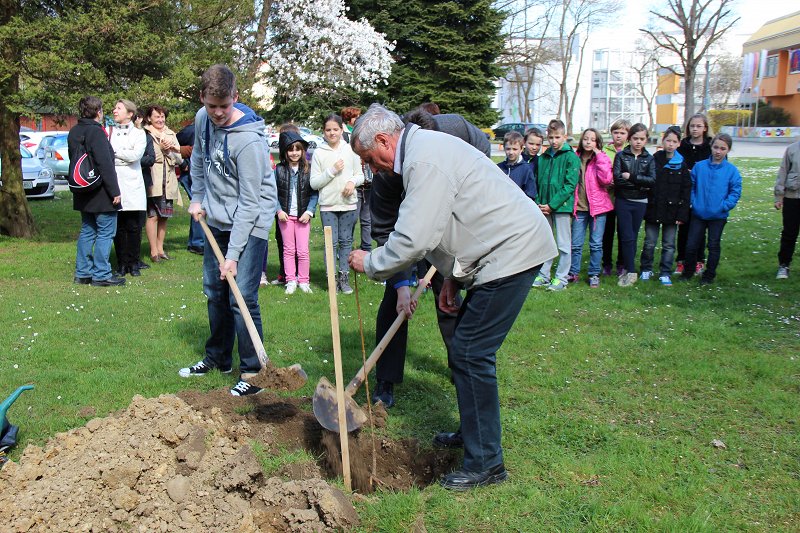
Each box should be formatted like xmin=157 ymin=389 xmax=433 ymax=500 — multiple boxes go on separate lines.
xmin=684 ymin=65 xmax=696 ymax=121
xmin=245 ymin=0 xmax=271 ymax=85
xmin=0 ymin=0 xmax=36 ymax=238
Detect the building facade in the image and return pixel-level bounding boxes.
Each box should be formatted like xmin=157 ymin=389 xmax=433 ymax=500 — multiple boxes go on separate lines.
xmin=741 ymin=11 xmax=800 ymax=125
xmin=589 ymin=49 xmax=656 ymax=131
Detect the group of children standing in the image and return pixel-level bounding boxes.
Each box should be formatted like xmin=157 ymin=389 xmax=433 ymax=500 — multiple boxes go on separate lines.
xmin=498 ymin=113 xmax=743 ymax=288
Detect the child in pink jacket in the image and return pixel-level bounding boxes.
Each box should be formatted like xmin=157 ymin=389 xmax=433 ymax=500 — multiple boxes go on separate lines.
xmin=569 ymin=128 xmax=614 ymax=287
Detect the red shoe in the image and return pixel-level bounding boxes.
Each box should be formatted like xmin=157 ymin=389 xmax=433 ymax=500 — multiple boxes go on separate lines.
xmin=695 ymin=261 xmax=705 ymax=275
xmin=674 ymin=261 xmax=684 ymax=275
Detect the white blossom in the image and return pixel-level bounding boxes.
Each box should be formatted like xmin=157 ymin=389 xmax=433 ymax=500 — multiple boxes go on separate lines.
xmin=262 ymin=0 xmax=394 ymax=96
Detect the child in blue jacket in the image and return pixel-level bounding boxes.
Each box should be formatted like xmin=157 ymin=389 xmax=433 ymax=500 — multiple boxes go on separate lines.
xmin=498 ymin=131 xmax=537 ymax=201
xmin=680 ymin=133 xmax=742 ymax=285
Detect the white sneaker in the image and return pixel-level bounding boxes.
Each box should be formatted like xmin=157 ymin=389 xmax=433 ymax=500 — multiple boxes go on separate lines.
xmin=259 ymin=273 xmax=268 ymax=287
xmin=617 ymin=272 xmax=638 ymax=287
xmin=640 ymin=271 xmax=653 ymax=281
xmin=776 ymin=265 xmax=789 ymax=279
xmin=285 ymin=281 xmax=297 ymax=295
xmin=298 ymin=283 xmax=313 ymax=293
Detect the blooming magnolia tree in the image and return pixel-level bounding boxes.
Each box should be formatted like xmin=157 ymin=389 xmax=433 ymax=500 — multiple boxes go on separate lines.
xmin=263 ymin=0 xmax=394 ymax=97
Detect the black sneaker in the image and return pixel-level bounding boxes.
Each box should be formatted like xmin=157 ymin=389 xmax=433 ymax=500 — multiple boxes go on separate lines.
xmin=73 ymin=276 xmax=91 ymax=285
xmin=178 ymin=360 xmax=232 ymax=377
xmin=433 ymin=430 xmax=463 ymax=448
xmin=91 ymin=276 xmax=126 ymax=287
xmin=187 ymin=246 xmax=204 ymax=255
xmin=137 ymin=261 xmax=151 ymax=270
xmin=371 ymin=379 xmax=395 ymax=408
xmin=230 ymin=380 xmax=262 ymax=396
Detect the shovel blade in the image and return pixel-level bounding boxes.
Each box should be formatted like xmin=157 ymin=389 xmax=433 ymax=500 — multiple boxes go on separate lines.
xmin=312 ymin=377 xmax=367 ymax=433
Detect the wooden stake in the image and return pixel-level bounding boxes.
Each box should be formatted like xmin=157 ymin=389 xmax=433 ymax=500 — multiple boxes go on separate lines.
xmin=323 ymin=226 xmax=351 ymax=491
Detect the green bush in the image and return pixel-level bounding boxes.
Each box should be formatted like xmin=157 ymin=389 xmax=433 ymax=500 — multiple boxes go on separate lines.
xmin=708 ymin=109 xmax=751 ymax=132
xmin=755 ymin=101 xmax=792 ymax=126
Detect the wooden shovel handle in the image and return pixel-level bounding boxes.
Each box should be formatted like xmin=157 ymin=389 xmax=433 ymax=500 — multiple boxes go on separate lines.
xmin=198 ymin=217 xmax=269 ymax=369
xmin=345 ymin=265 xmax=437 ymax=396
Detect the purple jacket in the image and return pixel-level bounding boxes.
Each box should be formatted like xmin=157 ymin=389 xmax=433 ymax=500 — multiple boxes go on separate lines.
xmin=573 ymin=150 xmax=614 ymax=217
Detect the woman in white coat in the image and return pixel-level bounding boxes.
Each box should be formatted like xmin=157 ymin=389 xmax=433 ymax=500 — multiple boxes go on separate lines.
xmin=111 ymin=99 xmax=147 ymax=276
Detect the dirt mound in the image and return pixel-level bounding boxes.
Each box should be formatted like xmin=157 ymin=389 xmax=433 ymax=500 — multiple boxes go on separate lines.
xmin=1 ymin=389 xmax=458 ymax=531
xmin=0 ymin=395 xmax=359 ymax=532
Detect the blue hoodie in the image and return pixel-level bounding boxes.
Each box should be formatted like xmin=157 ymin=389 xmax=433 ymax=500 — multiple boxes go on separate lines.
xmin=690 ymin=158 xmax=742 ymax=220
xmin=498 ymin=157 xmax=537 ymax=201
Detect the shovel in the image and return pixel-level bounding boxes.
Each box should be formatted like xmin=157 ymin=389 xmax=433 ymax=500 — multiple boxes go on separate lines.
xmin=313 ymin=265 xmax=437 ymax=433
xmin=198 ymin=217 xmax=307 ymax=389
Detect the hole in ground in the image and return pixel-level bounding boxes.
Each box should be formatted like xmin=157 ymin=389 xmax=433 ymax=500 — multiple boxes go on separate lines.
xmin=178 ymin=388 xmax=459 ymax=493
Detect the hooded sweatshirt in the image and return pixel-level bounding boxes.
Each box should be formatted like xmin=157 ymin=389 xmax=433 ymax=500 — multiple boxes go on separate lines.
xmin=190 ymin=103 xmax=277 ymax=262
xmin=309 ymin=138 xmax=364 ymax=211
xmin=690 ymin=157 xmax=742 ymax=220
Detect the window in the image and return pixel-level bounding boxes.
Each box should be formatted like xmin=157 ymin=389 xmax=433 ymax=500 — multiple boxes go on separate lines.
xmin=765 ymin=55 xmax=778 ymax=78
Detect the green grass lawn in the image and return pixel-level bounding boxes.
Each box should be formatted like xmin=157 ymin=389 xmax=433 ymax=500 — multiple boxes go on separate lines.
xmin=1 ymin=157 xmax=798 ymax=531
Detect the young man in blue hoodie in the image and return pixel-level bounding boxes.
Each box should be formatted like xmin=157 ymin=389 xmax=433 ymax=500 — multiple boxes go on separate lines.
xmin=497 ymin=131 xmax=537 ymax=201
xmin=178 ymin=64 xmax=278 ymax=396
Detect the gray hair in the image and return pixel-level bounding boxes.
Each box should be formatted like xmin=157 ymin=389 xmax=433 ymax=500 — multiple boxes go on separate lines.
xmin=351 ymin=103 xmax=404 ymax=150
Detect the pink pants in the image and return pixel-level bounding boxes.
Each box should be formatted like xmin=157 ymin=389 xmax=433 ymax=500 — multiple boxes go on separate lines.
xmin=278 ymin=216 xmax=311 ymax=283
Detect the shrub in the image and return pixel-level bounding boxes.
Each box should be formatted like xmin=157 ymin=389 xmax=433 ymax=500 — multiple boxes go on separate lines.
xmin=708 ymin=109 xmax=751 ymax=132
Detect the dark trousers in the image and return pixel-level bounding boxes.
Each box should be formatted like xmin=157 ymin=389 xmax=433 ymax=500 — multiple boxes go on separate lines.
xmin=375 ymin=264 xmax=460 ymax=384
xmin=450 ymin=267 xmax=537 ymax=472
xmin=179 ymin=173 xmax=204 ymax=249
xmin=202 ymin=225 xmax=267 ymax=376
xmin=676 ymin=211 xmax=705 ymax=263
xmin=683 ymin=218 xmax=726 ymax=282
xmin=615 ymin=198 xmax=647 ymax=273
xmin=778 ymin=197 xmax=800 ymax=266
xmin=357 ymin=186 xmax=372 ymax=251
xmin=602 ymin=209 xmax=622 ymax=269
xmin=114 ymin=210 xmax=144 ymax=270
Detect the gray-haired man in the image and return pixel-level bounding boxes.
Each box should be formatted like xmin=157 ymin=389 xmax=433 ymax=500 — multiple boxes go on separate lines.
xmin=348 ymin=104 xmax=556 ymax=491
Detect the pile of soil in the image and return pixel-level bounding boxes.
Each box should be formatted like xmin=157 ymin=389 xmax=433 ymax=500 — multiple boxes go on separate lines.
xmin=0 ymin=389 xmax=458 ymax=532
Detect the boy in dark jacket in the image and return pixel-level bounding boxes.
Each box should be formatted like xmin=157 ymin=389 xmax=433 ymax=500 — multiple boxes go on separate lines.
xmin=69 ymin=95 xmax=124 ymax=287
xmin=639 ymin=126 xmax=691 ymax=285
xmin=497 ymin=131 xmax=537 ymax=201
xmin=532 ymin=120 xmax=580 ymax=290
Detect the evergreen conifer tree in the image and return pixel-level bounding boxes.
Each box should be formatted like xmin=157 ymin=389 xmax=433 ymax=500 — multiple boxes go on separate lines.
xmin=348 ymin=0 xmax=503 ymax=126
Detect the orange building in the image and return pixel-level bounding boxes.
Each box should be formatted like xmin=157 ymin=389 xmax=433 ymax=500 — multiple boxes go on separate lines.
xmin=742 ymin=11 xmax=800 ymax=126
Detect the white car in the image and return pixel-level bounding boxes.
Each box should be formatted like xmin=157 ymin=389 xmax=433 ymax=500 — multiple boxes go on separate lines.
xmin=19 ymin=131 xmax=61 ymax=158
xmin=265 ymin=127 xmax=323 ymax=152
xmin=0 ymin=145 xmax=55 ymax=200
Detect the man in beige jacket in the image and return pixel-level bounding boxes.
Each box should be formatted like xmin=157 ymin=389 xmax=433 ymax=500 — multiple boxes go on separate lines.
xmin=348 ymin=104 xmax=557 ymax=491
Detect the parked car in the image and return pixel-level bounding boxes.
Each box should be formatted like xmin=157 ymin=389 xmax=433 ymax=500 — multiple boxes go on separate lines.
xmin=19 ymin=131 xmax=60 ymax=156
xmin=492 ymin=122 xmax=548 ymax=141
xmin=0 ymin=145 xmax=55 ymax=199
xmin=35 ymin=134 xmax=60 ymax=160
xmin=43 ymin=133 xmax=69 ymax=181
xmin=266 ymin=126 xmax=322 ymax=157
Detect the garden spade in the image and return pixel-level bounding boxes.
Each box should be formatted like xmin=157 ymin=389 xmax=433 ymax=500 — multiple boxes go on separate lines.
xmin=313 ymin=265 xmax=437 ymax=433
xmin=198 ymin=218 xmax=307 ymax=389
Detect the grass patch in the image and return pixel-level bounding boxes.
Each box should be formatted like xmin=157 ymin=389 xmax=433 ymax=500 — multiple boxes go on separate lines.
xmin=0 ymin=156 xmax=798 ymax=531
xmin=250 ymin=441 xmax=317 ymax=477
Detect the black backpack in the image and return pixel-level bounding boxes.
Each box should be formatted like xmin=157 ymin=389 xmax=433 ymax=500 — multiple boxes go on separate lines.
xmin=67 ymin=134 xmax=103 ymax=193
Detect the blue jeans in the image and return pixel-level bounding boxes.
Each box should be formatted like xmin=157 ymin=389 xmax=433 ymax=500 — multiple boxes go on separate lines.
xmin=202 ymin=225 xmax=268 ymax=376
xmin=684 ymin=218 xmax=726 ymax=281
xmin=320 ymin=210 xmax=358 ymax=273
xmin=570 ymin=212 xmax=606 ymax=277
xmin=451 ymin=267 xmax=537 ymax=472
xmin=179 ymin=173 xmax=204 ymax=249
xmin=615 ymin=198 xmax=648 ymax=273
xmin=76 ymin=211 xmax=117 ymax=281
xmin=640 ymin=222 xmax=677 ymax=275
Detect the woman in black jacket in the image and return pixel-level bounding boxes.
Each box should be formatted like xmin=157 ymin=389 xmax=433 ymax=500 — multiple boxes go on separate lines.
xmin=68 ymin=96 xmax=124 ymax=287
xmin=612 ymin=123 xmax=656 ymax=286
